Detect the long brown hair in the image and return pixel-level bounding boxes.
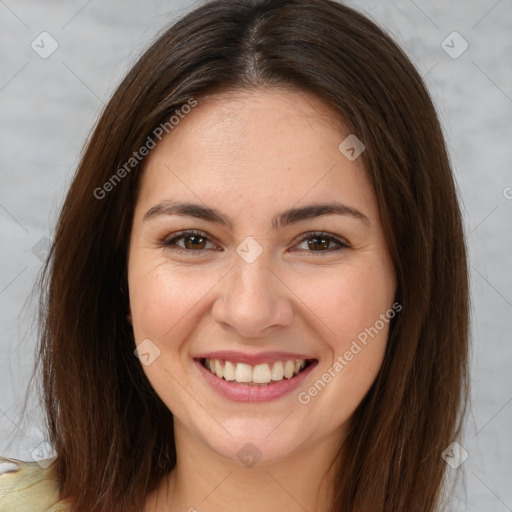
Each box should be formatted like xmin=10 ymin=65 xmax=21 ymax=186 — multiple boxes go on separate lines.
xmin=25 ymin=0 xmax=470 ymax=510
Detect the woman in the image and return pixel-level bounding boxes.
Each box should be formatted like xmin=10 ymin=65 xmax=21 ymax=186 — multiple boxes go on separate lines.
xmin=0 ymin=0 xmax=469 ymax=510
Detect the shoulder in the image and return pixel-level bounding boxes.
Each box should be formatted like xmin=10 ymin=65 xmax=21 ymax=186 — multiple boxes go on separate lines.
xmin=0 ymin=456 xmax=72 ymax=512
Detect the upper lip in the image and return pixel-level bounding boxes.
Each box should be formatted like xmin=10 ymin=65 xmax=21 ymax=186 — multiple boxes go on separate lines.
xmin=194 ymin=350 xmax=316 ymax=365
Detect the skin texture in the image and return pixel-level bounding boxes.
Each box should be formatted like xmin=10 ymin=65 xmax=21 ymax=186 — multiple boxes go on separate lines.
xmin=127 ymin=87 xmax=397 ymax=511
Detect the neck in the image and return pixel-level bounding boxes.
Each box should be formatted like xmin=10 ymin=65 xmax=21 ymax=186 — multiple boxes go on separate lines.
xmin=148 ymin=419 xmax=344 ymax=512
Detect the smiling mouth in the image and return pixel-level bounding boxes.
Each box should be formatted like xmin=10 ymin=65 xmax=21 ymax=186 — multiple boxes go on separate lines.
xmin=198 ymin=357 xmax=315 ymax=386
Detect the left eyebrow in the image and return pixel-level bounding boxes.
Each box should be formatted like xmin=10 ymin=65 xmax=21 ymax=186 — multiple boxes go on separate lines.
xmin=143 ymin=200 xmax=370 ymax=229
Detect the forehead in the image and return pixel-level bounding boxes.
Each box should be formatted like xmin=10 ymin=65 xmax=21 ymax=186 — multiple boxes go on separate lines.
xmin=144 ymin=86 xmax=348 ymax=167
xmin=193 ymin=86 xmax=347 ymax=132
xmin=135 ymin=87 xmax=375 ymax=219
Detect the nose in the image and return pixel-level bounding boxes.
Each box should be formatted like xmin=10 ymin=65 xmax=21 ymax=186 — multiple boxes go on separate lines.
xmin=211 ymin=253 xmax=294 ymax=338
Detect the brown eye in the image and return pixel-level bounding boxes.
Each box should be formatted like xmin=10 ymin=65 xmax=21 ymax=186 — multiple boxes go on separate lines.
xmin=307 ymin=236 xmax=331 ymax=251
xmin=182 ymin=234 xmax=207 ymax=250
xmin=162 ymin=230 xmax=216 ymax=252
xmin=295 ymin=232 xmax=349 ymax=253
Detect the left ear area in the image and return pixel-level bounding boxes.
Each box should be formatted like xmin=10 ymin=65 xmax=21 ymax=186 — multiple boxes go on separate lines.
xmin=121 ymin=282 xmax=132 ymax=325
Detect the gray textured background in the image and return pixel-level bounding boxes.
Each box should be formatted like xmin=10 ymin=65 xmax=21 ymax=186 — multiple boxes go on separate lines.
xmin=0 ymin=1 xmax=511 ymax=510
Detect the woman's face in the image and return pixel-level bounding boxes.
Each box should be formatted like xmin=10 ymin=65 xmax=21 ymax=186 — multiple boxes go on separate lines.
xmin=127 ymin=87 xmax=396 ymax=465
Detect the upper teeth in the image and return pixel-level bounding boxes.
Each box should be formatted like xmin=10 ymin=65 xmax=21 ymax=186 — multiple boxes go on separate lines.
xmin=203 ymin=358 xmax=307 ymax=384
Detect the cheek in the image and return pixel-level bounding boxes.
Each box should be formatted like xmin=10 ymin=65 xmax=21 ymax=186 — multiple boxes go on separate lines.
xmin=290 ymin=260 xmax=395 ymax=347
xmin=293 ymin=266 xmax=395 ymax=420
xmin=128 ymin=260 xmax=217 ymax=342
xmin=127 ymin=261 xmax=218 ymax=417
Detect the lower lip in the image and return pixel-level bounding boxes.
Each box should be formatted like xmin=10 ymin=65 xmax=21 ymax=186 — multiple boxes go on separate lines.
xmin=194 ymin=359 xmax=318 ymax=403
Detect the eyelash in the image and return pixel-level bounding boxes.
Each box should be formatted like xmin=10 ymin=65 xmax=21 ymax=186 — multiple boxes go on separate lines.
xmin=158 ymin=229 xmax=350 ymax=256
